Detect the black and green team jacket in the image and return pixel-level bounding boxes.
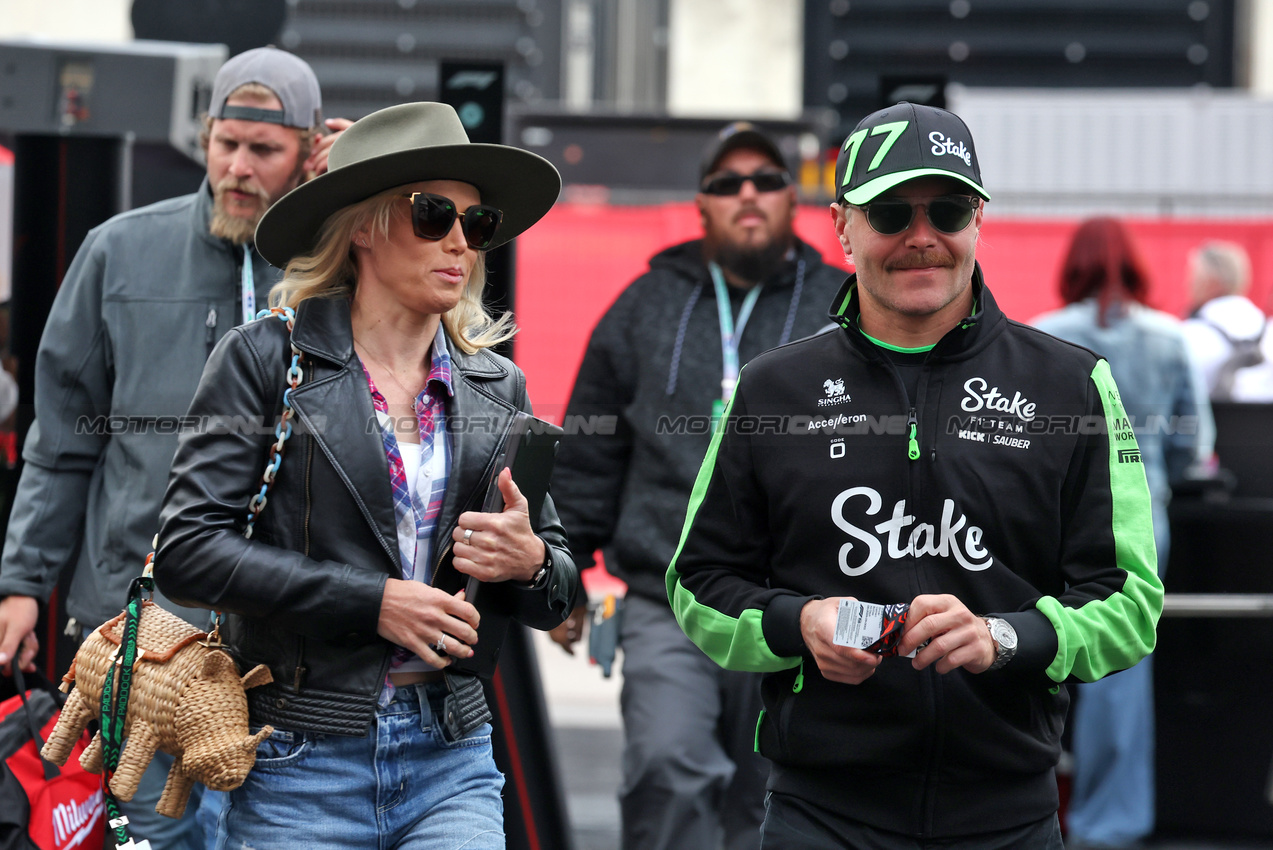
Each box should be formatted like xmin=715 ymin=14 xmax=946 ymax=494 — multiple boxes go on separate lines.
xmin=666 ymin=266 xmax=1162 ymax=838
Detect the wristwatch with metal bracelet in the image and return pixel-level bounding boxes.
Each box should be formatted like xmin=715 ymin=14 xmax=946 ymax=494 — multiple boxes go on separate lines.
xmin=983 ymin=617 xmax=1018 ymax=671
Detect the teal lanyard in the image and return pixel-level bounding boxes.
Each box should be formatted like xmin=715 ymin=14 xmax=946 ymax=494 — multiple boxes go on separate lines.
xmin=709 ymin=262 xmax=762 ymax=403
xmin=241 ymin=245 xmax=256 ymax=325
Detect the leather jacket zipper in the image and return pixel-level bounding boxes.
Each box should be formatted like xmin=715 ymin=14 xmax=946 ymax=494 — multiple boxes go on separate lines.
xmin=432 ymin=539 xmax=455 ymax=586
xmin=293 ymin=640 xmax=307 ymax=691
xmin=295 ymin=362 xmax=315 ymax=694
xmin=303 ymin=361 xmax=315 ymax=557
xmin=430 ymin=424 xmax=510 ymax=584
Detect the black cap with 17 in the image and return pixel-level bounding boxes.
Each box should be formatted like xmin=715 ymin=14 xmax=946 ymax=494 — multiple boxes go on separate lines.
xmin=835 ymin=102 xmax=990 ymax=205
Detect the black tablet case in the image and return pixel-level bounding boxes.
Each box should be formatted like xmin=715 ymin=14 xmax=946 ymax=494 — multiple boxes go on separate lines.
xmin=433 ymin=411 xmax=563 ymax=677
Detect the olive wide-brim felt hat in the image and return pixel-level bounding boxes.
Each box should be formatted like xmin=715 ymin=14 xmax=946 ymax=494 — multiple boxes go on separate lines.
xmin=254 ymin=101 xmax=562 ymax=268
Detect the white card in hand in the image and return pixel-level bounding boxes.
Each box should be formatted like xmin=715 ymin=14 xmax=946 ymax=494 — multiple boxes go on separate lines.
xmin=833 ymin=599 xmax=884 ymax=650
xmin=832 ymin=598 xmax=917 ymax=657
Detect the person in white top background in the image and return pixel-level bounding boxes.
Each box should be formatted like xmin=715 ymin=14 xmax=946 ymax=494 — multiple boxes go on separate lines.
xmin=1181 ymin=241 xmax=1273 ymax=402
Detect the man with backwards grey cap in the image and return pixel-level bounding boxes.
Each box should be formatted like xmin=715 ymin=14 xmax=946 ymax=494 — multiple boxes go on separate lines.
xmin=668 ymin=103 xmax=1162 ymax=848
xmin=0 ymin=46 xmax=346 ymax=848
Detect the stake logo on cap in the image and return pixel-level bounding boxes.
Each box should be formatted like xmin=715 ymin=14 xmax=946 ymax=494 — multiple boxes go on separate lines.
xmin=835 ymin=102 xmax=990 ymax=205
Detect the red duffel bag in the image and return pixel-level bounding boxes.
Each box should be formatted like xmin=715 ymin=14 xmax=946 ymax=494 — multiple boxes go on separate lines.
xmin=0 ymin=668 xmax=103 ymax=850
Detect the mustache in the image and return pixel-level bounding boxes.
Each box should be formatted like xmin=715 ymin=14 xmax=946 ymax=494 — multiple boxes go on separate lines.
xmin=886 ymin=251 xmax=955 ymax=271
xmin=732 ymin=205 xmax=767 ymax=224
xmin=213 ymin=176 xmax=270 ymax=203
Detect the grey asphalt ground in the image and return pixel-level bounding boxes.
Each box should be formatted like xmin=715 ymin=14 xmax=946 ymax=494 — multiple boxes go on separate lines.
xmin=535 ymin=629 xmax=623 ymax=850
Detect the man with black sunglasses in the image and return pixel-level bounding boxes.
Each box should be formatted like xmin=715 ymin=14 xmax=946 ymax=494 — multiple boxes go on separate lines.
xmin=0 ymin=47 xmax=347 ymax=850
xmin=668 ymin=103 xmax=1162 ymax=849
xmin=548 ymin=122 xmax=845 ymax=850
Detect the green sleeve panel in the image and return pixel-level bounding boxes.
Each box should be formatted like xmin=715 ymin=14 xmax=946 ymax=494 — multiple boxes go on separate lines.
xmin=1040 ymin=359 xmax=1163 ymax=683
xmin=666 ymin=385 xmax=801 ymax=673
xmin=668 ymin=586 xmax=799 ymax=672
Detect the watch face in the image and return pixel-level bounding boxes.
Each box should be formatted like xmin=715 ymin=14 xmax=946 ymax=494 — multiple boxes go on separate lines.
xmin=991 ymin=619 xmax=1018 ymax=650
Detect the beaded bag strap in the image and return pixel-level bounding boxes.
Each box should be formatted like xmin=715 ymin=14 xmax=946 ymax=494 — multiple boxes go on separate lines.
xmin=138 ymin=306 xmax=306 ymax=647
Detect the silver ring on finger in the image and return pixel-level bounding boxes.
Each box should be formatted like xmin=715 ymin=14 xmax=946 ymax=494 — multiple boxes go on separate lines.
xmin=463 ymin=528 xmax=474 ymax=545
xmin=434 ymin=635 xmax=447 ymax=654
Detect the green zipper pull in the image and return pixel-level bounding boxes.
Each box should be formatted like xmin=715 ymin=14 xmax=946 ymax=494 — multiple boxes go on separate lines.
xmin=907 ymin=409 xmax=920 ymax=461
xmin=793 ymin=658 xmax=804 ymax=693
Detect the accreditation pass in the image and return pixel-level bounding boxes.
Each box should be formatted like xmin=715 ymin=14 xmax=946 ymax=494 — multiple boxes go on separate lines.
xmin=833 ymin=599 xmax=886 ymax=650
xmin=832 ymin=599 xmax=917 ymax=657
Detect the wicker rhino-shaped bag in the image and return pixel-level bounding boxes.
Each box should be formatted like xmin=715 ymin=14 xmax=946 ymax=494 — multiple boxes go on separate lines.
xmin=39 ymin=601 xmax=273 ymax=818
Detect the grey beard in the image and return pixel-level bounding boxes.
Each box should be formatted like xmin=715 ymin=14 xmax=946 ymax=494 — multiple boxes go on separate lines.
xmin=713 ymin=238 xmax=791 ymax=286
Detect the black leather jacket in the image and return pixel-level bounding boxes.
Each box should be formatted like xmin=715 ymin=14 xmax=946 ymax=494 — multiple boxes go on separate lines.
xmin=156 ymin=296 xmax=578 ymax=736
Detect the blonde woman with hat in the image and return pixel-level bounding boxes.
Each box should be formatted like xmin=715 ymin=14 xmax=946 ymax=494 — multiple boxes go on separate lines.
xmin=154 ymin=102 xmax=578 ymax=847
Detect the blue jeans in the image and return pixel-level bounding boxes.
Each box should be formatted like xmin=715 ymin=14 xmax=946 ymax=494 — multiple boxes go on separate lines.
xmin=215 ymin=682 xmax=504 ymax=849
xmin=120 ymin=750 xmax=208 ymax=849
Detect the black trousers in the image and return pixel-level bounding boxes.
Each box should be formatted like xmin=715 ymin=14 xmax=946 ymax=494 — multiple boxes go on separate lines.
xmin=759 ymin=792 xmax=1064 ymax=850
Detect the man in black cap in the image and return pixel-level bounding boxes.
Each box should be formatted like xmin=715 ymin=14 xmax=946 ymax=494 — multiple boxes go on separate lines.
xmin=667 ymin=102 xmax=1162 ymax=848
xmin=0 ymin=46 xmax=346 ymax=849
xmin=548 ymin=123 xmax=845 ymax=849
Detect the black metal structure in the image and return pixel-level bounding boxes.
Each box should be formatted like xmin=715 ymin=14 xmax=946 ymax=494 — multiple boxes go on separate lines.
xmin=506 ymin=110 xmax=834 ymax=200
xmin=1159 ymin=402 xmax=1273 ymax=840
xmin=131 ymin=0 xmax=288 ymax=60
xmin=280 ymin=0 xmax=562 ymax=121
xmin=439 ymin=60 xmax=516 ymax=356
xmin=1161 ymin=502 xmax=1273 ymax=839
xmin=805 ymin=0 xmax=1239 ymax=142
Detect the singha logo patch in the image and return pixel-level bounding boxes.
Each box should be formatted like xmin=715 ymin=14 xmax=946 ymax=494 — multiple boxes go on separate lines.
xmin=819 ymin=378 xmax=851 ymax=407
xmin=819 ymin=379 xmax=850 ymax=407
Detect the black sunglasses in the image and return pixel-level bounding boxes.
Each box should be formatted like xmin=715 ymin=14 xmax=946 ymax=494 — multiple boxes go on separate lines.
xmin=850 ymin=195 xmax=980 ymax=236
xmin=699 ymin=170 xmax=792 ymax=196
xmin=401 ymin=193 xmax=503 ymax=250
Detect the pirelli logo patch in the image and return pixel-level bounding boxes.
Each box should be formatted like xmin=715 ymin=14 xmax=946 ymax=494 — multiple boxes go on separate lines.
xmin=1118 ymin=448 xmax=1142 ymax=464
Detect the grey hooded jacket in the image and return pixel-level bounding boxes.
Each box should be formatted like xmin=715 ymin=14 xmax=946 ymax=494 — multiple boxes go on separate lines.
xmin=0 ymin=181 xmax=279 ymax=630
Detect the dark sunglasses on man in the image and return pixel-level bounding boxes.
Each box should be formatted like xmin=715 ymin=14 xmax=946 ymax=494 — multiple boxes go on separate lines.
xmin=699 ymin=170 xmax=792 ymax=196
xmin=849 ymin=195 xmax=980 ymax=236
xmin=401 ymin=192 xmax=503 ymax=250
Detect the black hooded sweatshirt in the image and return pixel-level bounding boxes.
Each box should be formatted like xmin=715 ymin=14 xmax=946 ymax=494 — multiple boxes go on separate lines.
xmin=551 ymin=237 xmax=846 ymax=603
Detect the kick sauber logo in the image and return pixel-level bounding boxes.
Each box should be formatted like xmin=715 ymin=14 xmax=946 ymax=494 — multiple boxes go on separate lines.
xmin=819 ymin=378 xmax=851 ymax=407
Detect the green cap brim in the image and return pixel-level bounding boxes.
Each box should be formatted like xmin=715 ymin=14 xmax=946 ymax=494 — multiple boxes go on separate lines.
xmin=842 ymin=168 xmax=990 ymax=205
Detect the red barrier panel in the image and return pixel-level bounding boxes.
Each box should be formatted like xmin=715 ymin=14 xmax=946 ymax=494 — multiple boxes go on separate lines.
xmin=514 ymin=202 xmax=1273 ymax=422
